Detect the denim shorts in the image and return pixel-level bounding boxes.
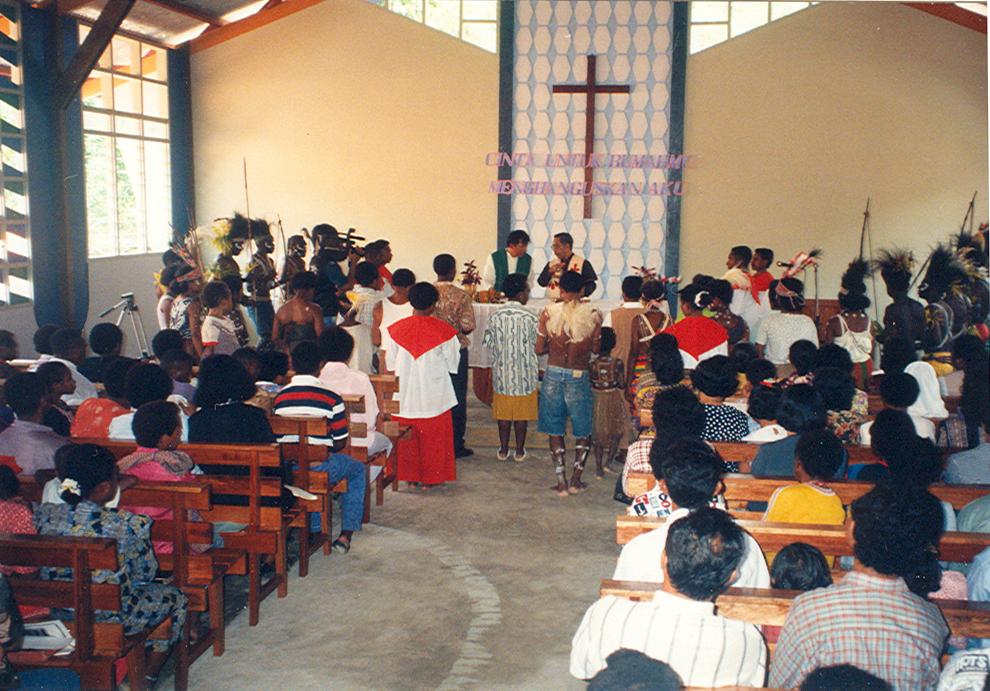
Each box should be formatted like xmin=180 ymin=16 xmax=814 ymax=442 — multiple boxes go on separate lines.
xmin=538 ymin=365 xmax=593 ymax=438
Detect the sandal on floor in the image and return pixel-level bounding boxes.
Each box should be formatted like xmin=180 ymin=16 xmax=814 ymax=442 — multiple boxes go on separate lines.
xmin=513 ymin=450 xmax=527 ymax=463
xmin=496 ymin=449 xmax=510 ymax=461
xmin=332 ymin=538 xmax=351 ymax=554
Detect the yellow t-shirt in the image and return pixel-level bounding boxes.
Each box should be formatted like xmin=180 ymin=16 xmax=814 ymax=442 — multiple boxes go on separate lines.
xmin=764 ymin=482 xmax=846 ymax=566
xmin=764 ymin=482 xmax=846 ymax=525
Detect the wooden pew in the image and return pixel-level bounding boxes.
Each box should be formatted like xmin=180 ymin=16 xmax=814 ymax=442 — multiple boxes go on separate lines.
xmin=18 ymin=477 xmax=240 ymax=689
xmin=74 ymin=439 xmax=298 ymax=627
xmin=268 ymin=415 xmax=345 ymax=574
xmin=624 ymin=471 xmax=990 ymax=512
xmin=599 ymin=580 xmax=990 ymax=638
xmin=118 ymin=481 xmax=240 ymax=688
xmin=338 ymin=393 xmax=398 ymax=520
xmin=614 ymin=515 xmax=990 ymax=563
xmin=1 ymin=535 xmax=173 ymax=690
xmin=369 ymin=373 xmax=407 ymax=498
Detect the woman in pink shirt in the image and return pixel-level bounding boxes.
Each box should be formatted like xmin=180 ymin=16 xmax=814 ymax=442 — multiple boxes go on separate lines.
xmin=117 ymin=401 xmax=198 ymax=554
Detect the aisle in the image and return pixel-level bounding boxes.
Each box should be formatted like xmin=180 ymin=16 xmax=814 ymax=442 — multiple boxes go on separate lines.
xmin=186 ymin=385 xmax=623 ymax=690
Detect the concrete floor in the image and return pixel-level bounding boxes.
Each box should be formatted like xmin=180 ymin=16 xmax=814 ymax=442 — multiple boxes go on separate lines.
xmin=185 ymin=390 xmax=623 ymax=690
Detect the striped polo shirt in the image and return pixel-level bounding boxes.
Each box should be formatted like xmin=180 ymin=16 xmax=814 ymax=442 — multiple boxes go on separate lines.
xmin=272 ymin=375 xmax=349 ymax=447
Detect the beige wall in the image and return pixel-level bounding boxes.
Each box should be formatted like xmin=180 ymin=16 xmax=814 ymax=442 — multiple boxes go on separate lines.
xmin=681 ymin=2 xmax=988 ymax=309
xmin=190 ymin=0 xmax=499 ymax=283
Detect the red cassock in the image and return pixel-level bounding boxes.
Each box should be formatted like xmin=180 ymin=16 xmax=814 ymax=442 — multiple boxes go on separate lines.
xmin=388 ymin=315 xmax=459 ymax=486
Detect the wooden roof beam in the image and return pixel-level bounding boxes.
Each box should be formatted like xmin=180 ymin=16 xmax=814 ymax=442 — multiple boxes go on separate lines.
xmin=56 ymin=0 xmax=96 ymax=13
xmin=190 ymin=0 xmax=323 ymax=52
xmin=904 ymin=3 xmax=988 ymax=33
xmin=58 ymin=0 xmax=136 ymax=110
xmin=141 ymin=0 xmax=226 ymax=27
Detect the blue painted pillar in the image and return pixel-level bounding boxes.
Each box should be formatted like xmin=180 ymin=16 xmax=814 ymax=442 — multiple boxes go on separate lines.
xmin=495 ymin=0 xmax=514 ymax=249
xmin=168 ymin=47 xmax=195 ymax=240
xmin=665 ymin=1 xmax=689 ymax=316
xmin=21 ymin=7 xmax=88 ymax=328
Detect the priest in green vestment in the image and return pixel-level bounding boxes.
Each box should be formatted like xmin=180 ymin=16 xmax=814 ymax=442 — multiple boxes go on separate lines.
xmin=481 ymin=229 xmax=534 ymax=293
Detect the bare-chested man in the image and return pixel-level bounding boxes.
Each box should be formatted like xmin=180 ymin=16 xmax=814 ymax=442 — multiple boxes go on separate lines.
xmin=536 ymin=271 xmax=602 ymax=496
xmin=272 ymin=271 xmax=324 ymax=353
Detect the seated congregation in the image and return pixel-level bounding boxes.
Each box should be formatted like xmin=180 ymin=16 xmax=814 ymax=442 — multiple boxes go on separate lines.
xmin=0 ymin=226 xmax=987 ymax=689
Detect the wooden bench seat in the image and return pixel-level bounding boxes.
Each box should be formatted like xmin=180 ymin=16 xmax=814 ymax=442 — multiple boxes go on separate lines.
xmin=268 ymin=415 xmax=350 ymax=574
xmin=73 ymin=439 xmax=296 ymax=627
xmin=369 ymin=374 xmax=406 ymax=499
xmin=117 ymin=480 xmax=240 ymax=689
xmin=1 ymin=535 xmax=173 ymax=690
xmin=600 ymin=580 xmax=990 ymax=639
xmin=615 ymin=515 xmax=990 ymax=563
xmin=624 ymin=471 xmax=990 ymax=512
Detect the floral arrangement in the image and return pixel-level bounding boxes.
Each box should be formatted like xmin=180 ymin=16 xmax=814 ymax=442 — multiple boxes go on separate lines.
xmin=461 ymin=260 xmax=481 ymax=288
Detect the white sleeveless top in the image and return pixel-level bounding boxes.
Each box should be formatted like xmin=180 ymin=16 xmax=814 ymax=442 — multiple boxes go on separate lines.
xmin=833 ymin=313 xmax=873 ymax=363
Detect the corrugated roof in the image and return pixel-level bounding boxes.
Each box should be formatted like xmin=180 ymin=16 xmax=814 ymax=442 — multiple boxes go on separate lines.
xmin=69 ymin=0 xmax=265 ymax=46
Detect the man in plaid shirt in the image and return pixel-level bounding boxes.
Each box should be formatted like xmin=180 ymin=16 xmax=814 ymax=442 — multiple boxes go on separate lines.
xmin=770 ymin=482 xmax=949 ymax=689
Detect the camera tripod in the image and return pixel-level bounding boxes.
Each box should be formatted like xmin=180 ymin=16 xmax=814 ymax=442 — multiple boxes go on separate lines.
xmin=98 ymin=292 xmax=150 ymax=358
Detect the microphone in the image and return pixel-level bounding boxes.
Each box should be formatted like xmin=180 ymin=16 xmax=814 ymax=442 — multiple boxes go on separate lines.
xmin=776 ymin=261 xmax=793 ymax=268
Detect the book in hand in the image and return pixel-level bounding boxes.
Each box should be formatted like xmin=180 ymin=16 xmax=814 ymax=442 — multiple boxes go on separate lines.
xmin=21 ymin=620 xmax=75 ymax=655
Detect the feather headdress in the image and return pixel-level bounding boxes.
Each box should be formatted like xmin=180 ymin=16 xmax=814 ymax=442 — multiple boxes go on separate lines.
xmin=780 ymin=248 xmax=822 ymax=279
xmin=840 ymin=258 xmax=872 ymax=296
xmin=918 ymin=244 xmax=971 ymax=303
xmin=872 ymin=247 xmax=915 ymax=292
xmin=954 ymin=229 xmax=988 ymax=269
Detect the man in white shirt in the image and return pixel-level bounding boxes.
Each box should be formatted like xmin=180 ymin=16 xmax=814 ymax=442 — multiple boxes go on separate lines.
xmin=572 ymin=507 xmax=767 ymax=687
xmin=480 ymin=229 xmax=534 ymax=293
xmin=386 ymin=282 xmax=461 ymax=487
xmin=28 ymin=328 xmax=98 ymax=406
xmin=318 ymin=327 xmax=393 ymax=457
xmin=613 ymin=438 xmax=770 ymax=587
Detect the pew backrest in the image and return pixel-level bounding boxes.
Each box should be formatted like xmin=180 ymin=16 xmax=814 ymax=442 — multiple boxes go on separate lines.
xmin=0 ymin=534 xmax=121 ymax=658
xmin=625 ymin=471 xmax=990 ymax=511
xmin=600 ymin=579 xmax=990 ymax=638
xmin=73 ymin=439 xmax=285 ymax=533
xmin=615 ymin=515 xmax=990 ymax=563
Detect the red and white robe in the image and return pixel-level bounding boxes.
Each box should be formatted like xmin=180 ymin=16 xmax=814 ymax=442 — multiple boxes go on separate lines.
xmin=663 ymin=316 xmax=729 ymax=370
xmin=386 ymin=315 xmax=461 ymax=485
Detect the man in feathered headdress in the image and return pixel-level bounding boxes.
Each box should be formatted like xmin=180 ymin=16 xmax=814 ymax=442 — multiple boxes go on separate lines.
xmin=918 ymin=244 xmax=973 ymax=368
xmin=536 ymin=271 xmax=603 ymax=497
xmin=954 ymin=228 xmax=989 ymax=340
xmin=245 ymin=228 xmax=277 ymax=346
xmin=213 ymin=213 xmax=257 ymax=280
xmin=875 ymin=248 xmax=925 ymax=349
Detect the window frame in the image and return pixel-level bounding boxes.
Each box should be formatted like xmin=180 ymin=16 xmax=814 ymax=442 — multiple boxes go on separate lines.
xmin=79 ymin=27 xmax=173 ymax=259
xmin=0 ymin=0 xmax=31 ymax=311
xmin=379 ymin=0 xmax=498 ymax=53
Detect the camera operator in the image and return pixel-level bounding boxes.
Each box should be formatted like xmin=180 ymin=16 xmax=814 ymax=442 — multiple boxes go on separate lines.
xmin=309 ymin=224 xmax=361 ymax=326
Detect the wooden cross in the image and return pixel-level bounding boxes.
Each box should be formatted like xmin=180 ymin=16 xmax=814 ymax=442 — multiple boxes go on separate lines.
xmin=552 ymin=54 xmax=631 ymax=219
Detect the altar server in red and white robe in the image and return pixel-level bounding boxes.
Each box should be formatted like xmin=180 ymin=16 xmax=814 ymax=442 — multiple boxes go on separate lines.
xmin=663 ymin=283 xmax=729 ymax=369
xmin=386 ymin=282 xmax=460 ymax=487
